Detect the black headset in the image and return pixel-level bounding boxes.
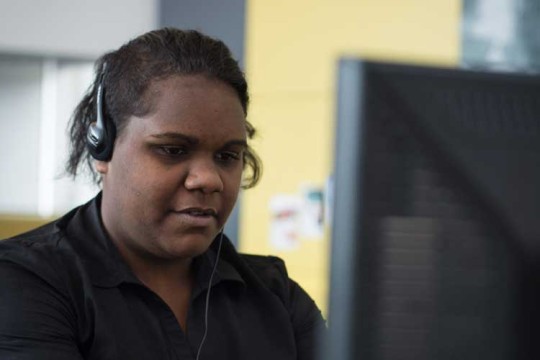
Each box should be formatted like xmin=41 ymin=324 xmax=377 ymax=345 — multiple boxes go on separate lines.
xmin=86 ymin=64 xmax=116 ymax=161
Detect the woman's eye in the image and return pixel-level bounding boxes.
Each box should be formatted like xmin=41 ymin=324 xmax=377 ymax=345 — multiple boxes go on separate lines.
xmin=216 ymin=151 xmax=241 ymax=162
xmin=159 ymin=146 xmax=186 ymax=156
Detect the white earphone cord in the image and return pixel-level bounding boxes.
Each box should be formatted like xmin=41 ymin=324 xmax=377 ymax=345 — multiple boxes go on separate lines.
xmin=195 ymin=231 xmax=224 ymax=360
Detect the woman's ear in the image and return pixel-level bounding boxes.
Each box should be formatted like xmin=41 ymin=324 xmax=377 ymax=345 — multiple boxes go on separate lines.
xmin=94 ymin=160 xmax=109 ymax=174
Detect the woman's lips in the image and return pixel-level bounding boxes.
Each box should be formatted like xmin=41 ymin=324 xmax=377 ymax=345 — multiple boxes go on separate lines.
xmin=178 ymin=207 xmax=217 ymax=217
xmin=172 ymin=207 xmax=218 ymax=227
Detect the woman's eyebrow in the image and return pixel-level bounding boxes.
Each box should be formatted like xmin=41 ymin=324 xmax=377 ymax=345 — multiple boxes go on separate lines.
xmin=149 ymin=132 xmax=198 ymax=144
xmin=150 ymin=133 xmax=247 ymax=148
xmin=224 ymin=140 xmax=248 ymax=148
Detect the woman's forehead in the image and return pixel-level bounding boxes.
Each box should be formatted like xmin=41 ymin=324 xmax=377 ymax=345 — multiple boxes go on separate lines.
xmin=121 ymin=75 xmax=247 ymax=142
xmin=140 ymin=75 xmax=238 ymax=111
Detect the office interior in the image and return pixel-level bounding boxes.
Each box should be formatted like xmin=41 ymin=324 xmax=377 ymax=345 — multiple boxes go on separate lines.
xmin=1 ymin=0 xmax=539 ymax=319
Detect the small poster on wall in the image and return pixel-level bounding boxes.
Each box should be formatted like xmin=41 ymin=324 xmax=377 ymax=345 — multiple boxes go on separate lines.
xmin=269 ymin=195 xmax=302 ymax=251
xmin=268 ymin=185 xmax=325 ymax=251
xmin=299 ymin=186 xmax=324 ymax=239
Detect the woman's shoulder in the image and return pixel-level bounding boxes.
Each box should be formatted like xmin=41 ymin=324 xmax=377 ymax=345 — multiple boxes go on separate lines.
xmin=0 ymin=222 xmax=90 ymax=359
xmin=0 ymin=219 xmax=82 ymax=293
xmin=1 ymin=220 xmax=65 ymax=261
xmin=235 ymin=251 xmax=327 ymax=335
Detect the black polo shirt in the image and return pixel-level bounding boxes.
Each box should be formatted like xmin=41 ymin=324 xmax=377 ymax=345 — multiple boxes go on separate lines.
xmin=0 ymin=195 xmax=326 ymax=360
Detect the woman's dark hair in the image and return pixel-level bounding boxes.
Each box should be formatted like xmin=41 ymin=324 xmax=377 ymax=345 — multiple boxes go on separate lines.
xmin=66 ymin=27 xmax=261 ymax=188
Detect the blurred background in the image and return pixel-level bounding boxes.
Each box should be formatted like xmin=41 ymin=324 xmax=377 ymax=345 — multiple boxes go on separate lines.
xmin=1 ymin=0 xmax=539 ymax=317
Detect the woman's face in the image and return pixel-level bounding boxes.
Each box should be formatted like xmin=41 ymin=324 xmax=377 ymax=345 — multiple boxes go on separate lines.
xmin=97 ymin=75 xmax=246 ymax=262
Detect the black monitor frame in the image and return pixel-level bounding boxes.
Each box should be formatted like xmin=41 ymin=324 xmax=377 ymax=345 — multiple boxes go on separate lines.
xmin=324 ymin=59 xmax=540 ymax=360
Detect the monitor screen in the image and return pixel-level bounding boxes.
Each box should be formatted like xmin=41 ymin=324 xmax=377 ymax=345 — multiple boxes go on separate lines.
xmin=325 ymin=60 xmax=540 ymax=360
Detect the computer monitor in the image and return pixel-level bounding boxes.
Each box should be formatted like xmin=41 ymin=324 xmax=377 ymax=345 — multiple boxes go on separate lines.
xmin=325 ymin=60 xmax=540 ymax=360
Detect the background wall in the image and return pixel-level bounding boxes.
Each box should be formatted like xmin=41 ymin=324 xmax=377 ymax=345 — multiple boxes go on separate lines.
xmin=160 ymin=0 xmax=246 ymax=67
xmin=0 ymin=0 xmax=157 ymax=58
xmin=0 ymin=0 xmax=158 ymax=236
xmin=240 ymin=0 xmax=462 ymax=313
xmin=0 ymin=56 xmax=41 ymax=214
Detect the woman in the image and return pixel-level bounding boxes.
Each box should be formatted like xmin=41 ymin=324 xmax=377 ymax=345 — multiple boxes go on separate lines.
xmin=0 ymin=28 xmax=325 ymax=359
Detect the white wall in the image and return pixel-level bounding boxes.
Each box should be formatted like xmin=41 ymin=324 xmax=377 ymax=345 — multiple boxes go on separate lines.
xmin=0 ymin=0 xmax=158 ymax=216
xmin=52 ymin=61 xmax=98 ymax=215
xmin=0 ymin=57 xmax=98 ymax=216
xmin=0 ymin=0 xmax=158 ymax=58
xmin=0 ymin=57 xmax=42 ymax=213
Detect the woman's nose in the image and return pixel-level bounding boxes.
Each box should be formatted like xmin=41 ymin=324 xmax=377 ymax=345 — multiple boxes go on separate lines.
xmin=184 ymin=159 xmax=224 ymax=194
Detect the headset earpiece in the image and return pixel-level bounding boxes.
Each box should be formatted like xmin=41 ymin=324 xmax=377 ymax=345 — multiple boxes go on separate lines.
xmin=86 ymin=65 xmax=116 ymax=161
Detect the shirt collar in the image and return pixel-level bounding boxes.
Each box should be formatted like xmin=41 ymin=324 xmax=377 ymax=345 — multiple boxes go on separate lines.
xmin=58 ymin=193 xmax=245 ymax=291
xmin=59 ymin=193 xmax=136 ymax=287
xmin=192 ymin=239 xmax=246 ymax=298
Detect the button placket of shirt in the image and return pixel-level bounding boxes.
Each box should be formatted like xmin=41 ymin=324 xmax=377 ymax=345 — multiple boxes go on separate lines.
xmin=140 ymin=285 xmax=196 ymax=360
xmin=183 ymin=263 xmax=220 ymax=357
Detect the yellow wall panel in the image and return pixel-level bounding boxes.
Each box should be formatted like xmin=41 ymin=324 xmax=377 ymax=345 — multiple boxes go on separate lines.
xmin=242 ymin=0 xmax=462 ymax=314
xmin=0 ymin=216 xmax=52 ymax=239
xmin=246 ymin=0 xmax=461 ymax=94
xmin=242 ymin=93 xmax=333 ymax=311
xmin=242 ymin=93 xmax=333 ymax=254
